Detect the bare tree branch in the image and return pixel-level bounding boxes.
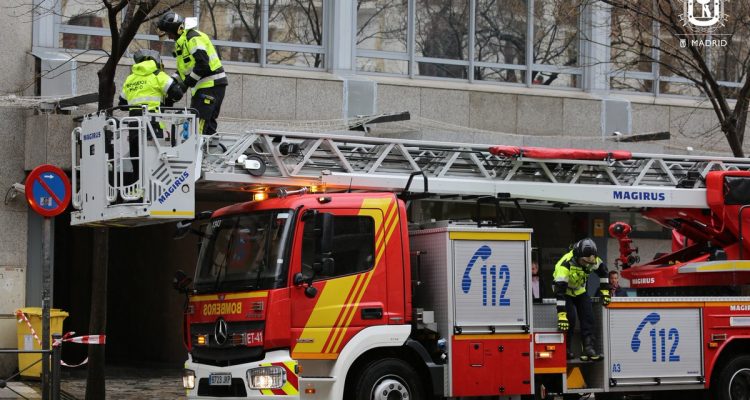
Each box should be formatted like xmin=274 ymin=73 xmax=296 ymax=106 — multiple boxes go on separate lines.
xmin=595 ymin=0 xmax=748 ymax=155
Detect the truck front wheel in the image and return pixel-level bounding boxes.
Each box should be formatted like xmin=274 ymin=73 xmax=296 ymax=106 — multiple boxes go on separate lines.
xmin=352 ymin=358 xmax=425 ymax=400
xmin=714 ymin=355 xmax=750 ymax=400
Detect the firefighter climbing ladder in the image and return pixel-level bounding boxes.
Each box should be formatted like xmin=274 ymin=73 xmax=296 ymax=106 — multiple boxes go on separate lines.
xmin=71 ymin=110 xmax=750 ymax=226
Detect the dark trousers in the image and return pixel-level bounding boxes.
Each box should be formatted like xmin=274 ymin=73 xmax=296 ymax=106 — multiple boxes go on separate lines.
xmin=191 ymin=85 xmax=226 ymax=135
xmin=565 ymin=292 xmax=594 ymax=343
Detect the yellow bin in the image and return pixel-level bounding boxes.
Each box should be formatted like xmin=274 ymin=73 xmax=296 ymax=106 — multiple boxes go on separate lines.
xmin=16 ymin=307 xmax=69 ymax=378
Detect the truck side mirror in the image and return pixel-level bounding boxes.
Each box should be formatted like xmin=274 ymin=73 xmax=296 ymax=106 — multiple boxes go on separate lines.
xmin=174 ymin=216 xmax=211 ymax=242
xmin=293 ymin=272 xmax=305 ymax=286
xmin=172 ymin=270 xmax=192 ymax=294
xmin=174 ymin=220 xmax=192 ymax=239
xmin=293 ymin=272 xmax=318 ymax=298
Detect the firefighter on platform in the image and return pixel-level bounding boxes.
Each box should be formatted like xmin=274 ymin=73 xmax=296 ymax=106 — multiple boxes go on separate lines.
xmin=554 ymin=238 xmax=611 ymax=361
xmin=118 ymin=49 xmax=184 ymax=185
xmin=119 ymin=49 xmax=184 ymax=110
xmin=157 ymin=12 xmax=227 ymax=135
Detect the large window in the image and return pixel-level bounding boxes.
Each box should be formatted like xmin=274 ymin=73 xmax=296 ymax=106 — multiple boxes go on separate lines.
xmin=356 ymin=0 xmax=582 ymax=88
xmin=532 ymin=0 xmax=581 ymax=87
xmin=49 ymin=0 xmax=744 ymax=97
xmin=60 ymin=0 xmax=108 ymax=51
xmin=415 ymin=0 xmax=470 ymax=79
xmin=474 ymin=0 xmax=526 ymax=84
xmin=356 ymin=0 xmax=409 ymax=74
xmin=57 ymin=0 xmax=326 ymax=69
xmin=608 ymin=0 xmax=744 ymax=98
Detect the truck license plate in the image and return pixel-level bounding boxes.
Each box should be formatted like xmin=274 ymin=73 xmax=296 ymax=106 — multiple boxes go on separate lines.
xmin=209 ymin=373 xmax=232 ymax=386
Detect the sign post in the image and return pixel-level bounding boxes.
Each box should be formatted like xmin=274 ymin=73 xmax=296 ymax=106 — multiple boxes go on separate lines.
xmin=25 ymin=164 xmax=71 ymax=400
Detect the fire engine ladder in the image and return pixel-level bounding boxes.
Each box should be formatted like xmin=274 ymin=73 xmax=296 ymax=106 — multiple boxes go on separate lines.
xmin=199 ymin=129 xmax=750 ymax=207
xmin=71 ymin=111 xmax=750 ymax=226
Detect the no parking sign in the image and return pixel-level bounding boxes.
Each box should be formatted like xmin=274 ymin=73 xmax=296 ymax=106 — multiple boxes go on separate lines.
xmin=25 ymin=164 xmax=71 ymax=217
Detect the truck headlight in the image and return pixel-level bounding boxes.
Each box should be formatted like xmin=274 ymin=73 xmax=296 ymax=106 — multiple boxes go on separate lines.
xmin=247 ymin=366 xmax=285 ymax=389
xmin=183 ymin=369 xmax=196 ymax=389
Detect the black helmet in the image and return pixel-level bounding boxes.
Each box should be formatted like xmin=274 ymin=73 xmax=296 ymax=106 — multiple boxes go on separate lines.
xmin=133 ymin=49 xmax=161 ymax=66
xmin=157 ymin=12 xmax=184 ymax=35
xmin=573 ymin=238 xmax=598 ymax=259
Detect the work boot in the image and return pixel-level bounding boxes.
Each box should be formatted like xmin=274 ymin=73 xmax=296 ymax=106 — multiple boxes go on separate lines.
xmin=580 ymin=336 xmax=601 ymax=361
xmin=566 ymin=340 xmax=574 ymax=360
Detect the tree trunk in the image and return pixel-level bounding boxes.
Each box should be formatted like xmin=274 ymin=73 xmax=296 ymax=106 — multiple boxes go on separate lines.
xmin=723 ymin=122 xmax=745 ymax=158
xmin=85 ymin=58 xmax=117 ymax=399
xmin=97 ymin=60 xmax=118 ymax=111
xmin=86 ymin=227 xmax=109 ymax=400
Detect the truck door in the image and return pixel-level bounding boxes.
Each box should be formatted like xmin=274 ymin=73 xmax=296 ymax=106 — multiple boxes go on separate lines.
xmin=289 ymin=202 xmax=393 ymax=360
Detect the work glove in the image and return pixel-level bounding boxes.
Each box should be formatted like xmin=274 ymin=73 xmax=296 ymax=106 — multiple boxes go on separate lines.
xmin=172 ymin=73 xmax=188 ymax=92
xmin=600 ymin=289 xmax=611 ymax=306
xmin=557 ymin=311 xmax=569 ymax=331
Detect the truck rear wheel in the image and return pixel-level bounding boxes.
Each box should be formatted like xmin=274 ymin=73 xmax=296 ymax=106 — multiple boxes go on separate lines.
xmin=714 ymin=355 xmax=750 ymax=400
xmin=352 ymin=358 xmax=424 ymax=400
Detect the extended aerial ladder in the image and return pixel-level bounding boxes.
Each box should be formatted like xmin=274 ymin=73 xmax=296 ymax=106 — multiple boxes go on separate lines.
xmin=70 ymin=109 xmax=750 ymax=290
xmin=71 ymin=109 xmax=750 ymax=227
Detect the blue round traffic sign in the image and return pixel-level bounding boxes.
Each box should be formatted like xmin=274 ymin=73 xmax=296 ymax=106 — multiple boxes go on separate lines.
xmin=25 ymin=165 xmax=71 ymax=217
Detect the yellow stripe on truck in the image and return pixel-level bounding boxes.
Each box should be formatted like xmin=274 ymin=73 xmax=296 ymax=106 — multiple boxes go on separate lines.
xmin=293 ymin=274 xmax=360 ymax=355
xmin=449 ymin=231 xmax=531 ymax=241
xmin=282 ymin=360 xmax=299 ymax=395
xmin=329 ymin=198 xmax=396 ymax=354
xmin=150 ymin=210 xmax=195 ymax=216
xmin=190 ymin=291 xmax=268 ymax=302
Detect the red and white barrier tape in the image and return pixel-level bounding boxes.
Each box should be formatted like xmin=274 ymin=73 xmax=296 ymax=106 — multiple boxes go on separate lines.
xmin=57 ymin=334 xmax=106 ymax=346
xmin=16 ymin=310 xmax=106 ymax=368
xmin=15 ymin=310 xmax=42 ymax=347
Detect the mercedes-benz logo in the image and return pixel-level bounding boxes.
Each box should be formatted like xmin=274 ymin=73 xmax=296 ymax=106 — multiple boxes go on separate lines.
xmin=214 ymin=318 xmax=228 ymax=345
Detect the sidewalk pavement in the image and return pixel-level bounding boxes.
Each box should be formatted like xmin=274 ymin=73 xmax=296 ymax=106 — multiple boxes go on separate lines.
xmin=0 ymin=367 xmax=185 ymax=399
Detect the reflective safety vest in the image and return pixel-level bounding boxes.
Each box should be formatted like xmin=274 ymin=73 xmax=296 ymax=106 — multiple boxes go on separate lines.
xmin=121 ymin=60 xmax=174 ymax=111
xmin=174 ymin=29 xmax=226 ymax=95
xmin=553 ymin=250 xmax=603 ymax=297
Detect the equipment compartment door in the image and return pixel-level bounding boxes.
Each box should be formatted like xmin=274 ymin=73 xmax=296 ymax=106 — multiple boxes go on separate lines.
xmin=608 ymin=308 xmax=702 ymax=380
xmin=452 ymin=238 xmax=528 ymax=329
xmin=451 ymin=336 xmax=531 ymax=396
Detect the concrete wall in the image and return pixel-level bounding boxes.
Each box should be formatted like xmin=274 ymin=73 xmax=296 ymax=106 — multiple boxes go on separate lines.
xmin=0 ymin=1 xmax=33 ymax=377
xmin=70 ymin=58 xmax=750 ymax=156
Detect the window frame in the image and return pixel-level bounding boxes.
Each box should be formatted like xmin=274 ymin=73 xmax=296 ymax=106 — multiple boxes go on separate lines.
xmin=300 ymin=213 xmax=377 ymax=282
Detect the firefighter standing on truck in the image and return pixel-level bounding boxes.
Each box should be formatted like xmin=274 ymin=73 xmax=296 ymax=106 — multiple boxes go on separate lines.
xmin=157 ymin=12 xmax=227 ymax=135
xmin=554 ymin=238 xmax=610 ymax=361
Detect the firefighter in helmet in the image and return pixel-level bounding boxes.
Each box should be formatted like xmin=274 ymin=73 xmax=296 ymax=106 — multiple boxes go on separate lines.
xmin=119 ymin=49 xmax=184 ymax=110
xmin=156 ymin=11 xmax=227 ymax=136
xmin=554 ymin=238 xmax=611 ymax=361
xmin=118 ymin=49 xmax=184 ymax=186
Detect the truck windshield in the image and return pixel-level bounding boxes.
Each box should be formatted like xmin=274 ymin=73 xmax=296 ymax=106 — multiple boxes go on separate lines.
xmin=194 ymin=210 xmax=293 ymax=292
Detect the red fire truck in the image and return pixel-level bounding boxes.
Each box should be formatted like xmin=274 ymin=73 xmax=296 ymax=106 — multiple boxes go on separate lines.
xmin=71 ymin=110 xmax=750 ymax=399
